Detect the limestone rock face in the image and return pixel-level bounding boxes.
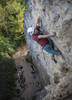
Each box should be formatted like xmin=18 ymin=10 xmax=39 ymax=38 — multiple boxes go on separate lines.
xmin=24 ymin=0 xmax=72 ymax=100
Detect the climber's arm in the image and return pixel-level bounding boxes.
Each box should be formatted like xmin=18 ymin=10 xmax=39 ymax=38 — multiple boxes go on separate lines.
xmin=34 ymin=16 xmax=41 ymax=31
xmin=38 ymin=32 xmax=56 ymax=39
xmin=36 ymin=16 xmax=41 ymax=25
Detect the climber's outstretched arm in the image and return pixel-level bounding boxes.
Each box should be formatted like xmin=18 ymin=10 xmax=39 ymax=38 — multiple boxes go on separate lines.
xmin=36 ymin=16 xmax=41 ymax=25
xmin=34 ymin=16 xmax=41 ymax=31
xmin=38 ymin=32 xmax=56 ymax=39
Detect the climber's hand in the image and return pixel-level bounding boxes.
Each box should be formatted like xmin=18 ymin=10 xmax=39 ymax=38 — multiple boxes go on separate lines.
xmin=38 ymin=35 xmax=43 ymax=39
xmin=50 ymin=32 xmax=56 ymax=37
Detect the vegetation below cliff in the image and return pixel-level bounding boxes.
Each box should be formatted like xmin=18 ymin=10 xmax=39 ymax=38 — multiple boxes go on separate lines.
xmin=0 ymin=0 xmax=27 ymax=100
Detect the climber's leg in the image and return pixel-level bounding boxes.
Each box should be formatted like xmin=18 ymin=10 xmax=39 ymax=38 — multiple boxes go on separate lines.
xmin=48 ymin=38 xmax=54 ymax=49
xmin=48 ymin=38 xmax=62 ymax=55
xmin=51 ymin=54 xmax=54 ymax=59
xmin=43 ymin=44 xmax=60 ymax=55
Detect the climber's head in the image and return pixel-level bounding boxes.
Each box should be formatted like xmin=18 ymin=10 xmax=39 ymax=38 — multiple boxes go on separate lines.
xmin=27 ymin=27 xmax=34 ymax=35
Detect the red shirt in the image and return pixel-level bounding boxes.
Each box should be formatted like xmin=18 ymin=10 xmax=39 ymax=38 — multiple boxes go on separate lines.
xmin=32 ymin=26 xmax=49 ymax=47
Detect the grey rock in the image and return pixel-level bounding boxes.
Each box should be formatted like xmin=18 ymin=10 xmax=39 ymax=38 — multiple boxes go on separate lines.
xmin=24 ymin=0 xmax=72 ymax=100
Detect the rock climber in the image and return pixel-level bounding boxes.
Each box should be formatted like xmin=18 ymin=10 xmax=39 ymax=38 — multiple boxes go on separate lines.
xmin=27 ymin=16 xmax=61 ymax=63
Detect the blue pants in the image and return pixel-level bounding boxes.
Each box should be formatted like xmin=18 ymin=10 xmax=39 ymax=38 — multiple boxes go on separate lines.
xmin=40 ymin=32 xmax=59 ymax=55
xmin=43 ymin=44 xmax=59 ymax=55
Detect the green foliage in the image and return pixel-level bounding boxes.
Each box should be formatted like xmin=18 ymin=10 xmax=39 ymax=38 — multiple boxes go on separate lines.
xmin=0 ymin=0 xmax=26 ymax=47
xmin=0 ymin=0 xmax=27 ymax=100
xmin=0 ymin=35 xmax=14 ymax=54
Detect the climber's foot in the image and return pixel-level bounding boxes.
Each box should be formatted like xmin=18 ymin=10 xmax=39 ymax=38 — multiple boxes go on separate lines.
xmin=55 ymin=48 xmax=62 ymax=56
xmin=58 ymin=50 xmax=62 ymax=55
xmin=51 ymin=54 xmax=57 ymax=64
xmin=53 ymin=58 xmax=57 ymax=63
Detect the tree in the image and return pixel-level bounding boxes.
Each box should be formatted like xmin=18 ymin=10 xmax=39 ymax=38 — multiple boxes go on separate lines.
xmin=0 ymin=1 xmax=27 ymax=99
